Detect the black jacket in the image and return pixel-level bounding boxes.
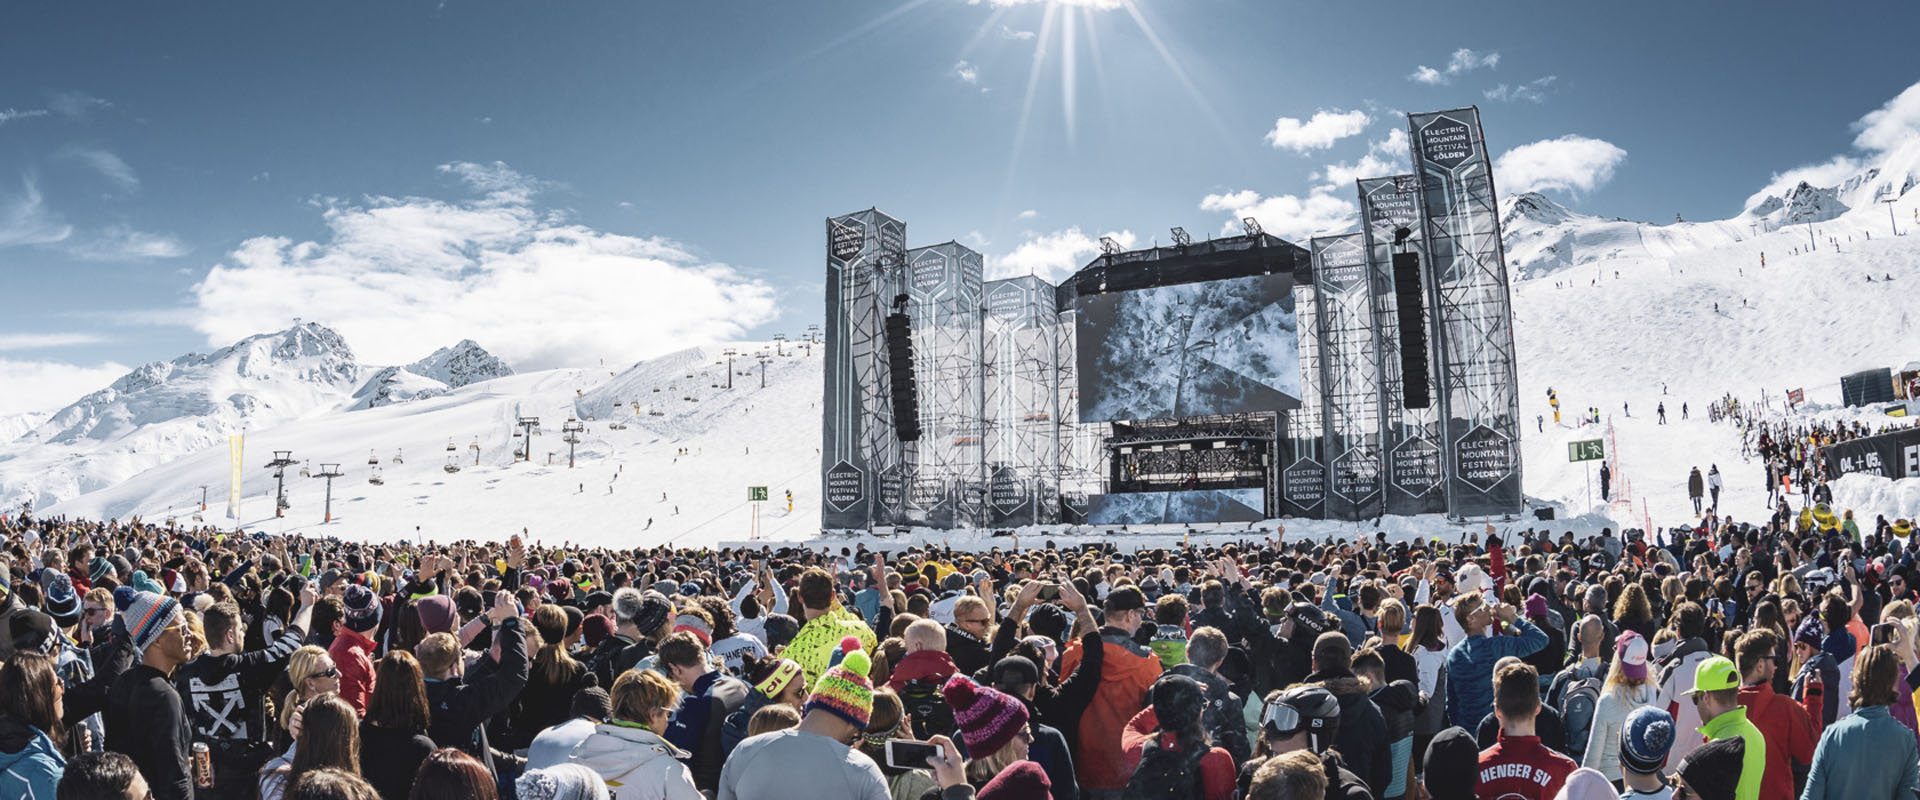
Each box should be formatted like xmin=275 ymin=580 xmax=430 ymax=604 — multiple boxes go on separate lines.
xmin=425 ymin=617 xmax=529 ymax=757
xmin=1308 ymin=670 xmax=1388 ymax=797
xmin=1238 ymin=750 xmax=1374 ymax=800
xmin=106 ymin=664 xmax=194 ymax=800
xmin=358 ymin=720 xmax=437 ymax=800
xmin=173 ymin=626 xmax=306 ymax=771
xmin=944 ymin=623 xmax=993 ymax=677
xmin=1378 ymin=644 xmax=1419 ymax=688
xmin=1165 ymin=663 xmax=1250 ymax=767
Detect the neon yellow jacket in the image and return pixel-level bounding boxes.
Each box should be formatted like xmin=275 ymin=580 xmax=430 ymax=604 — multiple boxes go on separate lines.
xmin=1700 ymin=706 xmax=1767 ymax=800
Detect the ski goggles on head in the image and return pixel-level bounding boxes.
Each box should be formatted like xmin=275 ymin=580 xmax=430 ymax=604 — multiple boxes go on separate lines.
xmin=1260 ymin=700 xmax=1303 ymax=736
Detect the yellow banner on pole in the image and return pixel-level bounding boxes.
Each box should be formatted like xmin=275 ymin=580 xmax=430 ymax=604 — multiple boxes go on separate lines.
xmin=228 ymin=434 xmax=244 ymax=519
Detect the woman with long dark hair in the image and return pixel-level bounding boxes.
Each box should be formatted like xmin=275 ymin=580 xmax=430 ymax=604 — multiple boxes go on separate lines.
xmin=358 ymin=653 xmax=438 ymax=800
xmin=0 ymin=651 xmax=67 ymax=798
xmin=1118 ymin=674 xmax=1235 ymax=799
xmin=408 ymin=748 xmax=498 ymax=800
xmin=262 ymin=696 xmax=363 ymax=800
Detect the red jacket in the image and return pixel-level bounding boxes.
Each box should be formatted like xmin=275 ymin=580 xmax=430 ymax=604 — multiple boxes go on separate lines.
xmin=1121 ymin=708 xmax=1237 ymax=800
xmin=328 ymin=626 xmax=377 ymax=715
xmin=885 ymin=649 xmax=957 ymax=692
xmin=1059 ymin=630 xmax=1163 ymax=790
xmin=1738 ymin=682 xmax=1818 ymax=800
xmin=1476 ymin=734 xmax=1575 ymax=800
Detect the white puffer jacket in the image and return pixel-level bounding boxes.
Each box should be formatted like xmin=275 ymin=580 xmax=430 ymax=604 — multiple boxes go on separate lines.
xmin=569 ymin=722 xmax=702 ymax=800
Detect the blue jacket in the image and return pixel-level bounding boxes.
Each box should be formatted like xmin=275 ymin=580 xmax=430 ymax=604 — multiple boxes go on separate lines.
xmin=1800 ymin=704 xmax=1920 ymax=800
xmin=0 ymin=718 xmax=65 ymax=800
xmin=1322 ymin=578 xmax=1371 ymax=648
xmin=1443 ymin=617 xmax=1548 ymax=728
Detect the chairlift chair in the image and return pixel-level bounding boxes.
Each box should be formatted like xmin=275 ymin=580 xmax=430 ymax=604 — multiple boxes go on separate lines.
xmin=368 ymin=450 xmax=379 ymax=466
xmin=393 ymin=448 xmax=404 ymax=464
xmin=298 ymin=460 xmax=311 ymax=478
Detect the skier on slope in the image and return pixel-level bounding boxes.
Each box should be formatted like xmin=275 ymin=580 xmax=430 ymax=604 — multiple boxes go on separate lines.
xmin=1707 ymin=465 xmax=1722 ymax=510
xmin=1657 ymin=403 xmax=1667 ymax=425
xmin=1688 ymin=467 xmax=1705 ymax=515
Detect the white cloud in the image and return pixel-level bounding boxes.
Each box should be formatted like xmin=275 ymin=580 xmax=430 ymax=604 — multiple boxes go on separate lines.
xmin=0 ymin=177 xmax=73 ymax=248
xmin=1485 ymin=75 xmax=1558 ymax=104
xmin=1494 ymin=135 xmax=1628 ymax=196
xmin=0 ymin=332 xmax=109 ymax=350
xmin=1853 ymin=80 xmax=1920 ymax=153
xmin=58 ymin=147 xmax=139 ymax=193
xmin=1264 ymin=109 xmax=1370 ymax=154
xmin=1200 ymin=187 xmax=1356 ymax=243
xmin=1408 ymin=48 xmax=1500 ymax=85
xmin=1017 ymin=209 xmax=1038 ymax=220
xmin=46 ymin=91 xmax=111 ymax=118
xmin=988 ymin=227 xmax=1136 ymax=282
xmin=1315 ymin=128 xmax=1414 ymax=187
xmin=64 ymin=225 xmax=190 ymax=261
xmin=1000 ymin=25 xmax=1036 ymax=40
xmin=436 ymin=160 xmax=544 ymax=205
xmin=970 ymin=0 xmax=1121 ymax=9
xmin=189 ymin=162 xmax=779 ymax=370
xmin=964 ymin=230 xmax=990 ymax=249
xmin=0 ymin=108 xmax=51 ymax=125
xmin=0 ymin=359 xmax=128 ymax=417
xmin=952 ymin=60 xmax=986 ymax=92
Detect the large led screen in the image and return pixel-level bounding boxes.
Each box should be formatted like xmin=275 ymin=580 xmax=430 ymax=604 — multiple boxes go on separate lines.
xmin=1075 ymin=273 xmax=1302 ymax=422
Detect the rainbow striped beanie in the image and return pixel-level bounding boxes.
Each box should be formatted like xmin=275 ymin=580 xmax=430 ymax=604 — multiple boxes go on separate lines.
xmin=805 ymin=648 xmax=874 ymax=729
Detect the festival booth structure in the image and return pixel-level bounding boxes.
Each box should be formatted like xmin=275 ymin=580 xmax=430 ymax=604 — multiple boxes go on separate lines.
xmin=821 ymin=107 xmax=1524 ymax=529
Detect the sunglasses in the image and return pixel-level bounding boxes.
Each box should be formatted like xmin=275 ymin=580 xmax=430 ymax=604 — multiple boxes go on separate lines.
xmin=312 ymin=667 xmax=340 ymax=679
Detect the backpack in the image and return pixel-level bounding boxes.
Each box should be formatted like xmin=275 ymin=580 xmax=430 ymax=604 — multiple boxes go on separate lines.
xmin=1556 ymin=676 xmax=1602 ymax=763
xmin=898 ymin=676 xmax=955 ymax=740
xmin=1124 ymin=736 xmax=1207 ymax=798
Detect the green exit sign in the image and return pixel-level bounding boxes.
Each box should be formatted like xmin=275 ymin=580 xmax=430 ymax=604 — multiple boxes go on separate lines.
xmin=747 ymin=486 xmax=769 ymax=502
xmin=1567 ymin=439 xmax=1604 ymax=462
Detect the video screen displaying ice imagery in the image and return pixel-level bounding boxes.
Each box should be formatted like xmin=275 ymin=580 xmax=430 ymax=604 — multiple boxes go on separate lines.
xmin=1075 ymin=273 xmax=1302 ymax=422
xmin=1086 ymin=488 xmax=1266 ymax=525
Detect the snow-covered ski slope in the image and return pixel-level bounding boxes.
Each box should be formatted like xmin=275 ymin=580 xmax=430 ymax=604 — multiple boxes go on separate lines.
xmin=41 ymin=344 xmax=825 ymax=547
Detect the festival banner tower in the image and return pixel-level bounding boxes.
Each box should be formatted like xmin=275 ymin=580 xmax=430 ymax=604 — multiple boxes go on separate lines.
xmin=821 ymin=209 xmax=910 ymax=529
xmin=1357 ymin=175 xmax=1447 ymax=516
xmin=1309 ymin=233 xmax=1384 ymax=521
xmin=1407 ymin=107 xmax=1524 ymax=518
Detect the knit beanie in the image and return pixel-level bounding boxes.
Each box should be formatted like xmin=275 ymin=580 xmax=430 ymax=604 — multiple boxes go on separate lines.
xmin=977 ymin=759 xmax=1050 ymax=800
xmin=1620 ymin=706 xmax=1675 ymax=775
xmin=1025 ymin=603 xmax=1071 ymax=645
xmin=89 ymin=557 xmax=113 ymax=584
xmin=672 ymin=614 xmax=712 ymax=646
xmin=9 ymin=610 xmax=58 ymax=657
xmin=514 ymin=764 xmax=610 ymax=800
xmin=123 ymin=590 xmax=181 ymax=654
xmin=942 ymin=674 xmax=1029 ymax=758
xmin=130 ymin=570 xmax=166 ymax=596
xmin=762 ymin=614 xmax=800 ymax=651
xmin=43 ymin=573 xmax=80 ymax=624
xmin=1556 ymin=768 xmax=1616 ymax=800
xmin=415 ymin=595 xmax=457 ymax=635
xmin=581 ymin=614 xmax=614 ymax=648
xmin=613 ymin=588 xmax=671 ymax=636
xmin=570 ymin=674 xmax=613 ymax=720
xmin=108 ymin=555 xmax=132 ymax=581
xmin=342 ymin=585 xmax=382 ymax=633
xmin=1793 ymin=615 xmax=1824 ymax=648
xmin=805 ymin=649 xmax=875 ymax=729
xmin=1423 ymin=727 xmax=1480 ymax=800
xmin=1676 ymin=736 xmax=1744 ymax=800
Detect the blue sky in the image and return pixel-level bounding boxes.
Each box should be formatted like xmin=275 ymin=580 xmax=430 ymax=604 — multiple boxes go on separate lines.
xmin=1 ymin=0 xmax=1915 ymax=415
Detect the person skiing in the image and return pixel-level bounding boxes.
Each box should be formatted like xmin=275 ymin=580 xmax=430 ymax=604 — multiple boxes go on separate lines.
xmin=1688 ymin=467 xmax=1705 ymax=515
xmin=1682 ymin=402 xmax=1689 ymax=420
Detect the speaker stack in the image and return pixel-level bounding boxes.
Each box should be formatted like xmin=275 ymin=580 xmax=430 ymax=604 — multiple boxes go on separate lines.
xmin=884 ymin=313 xmax=921 ymax=441
xmin=1393 ymin=252 xmax=1433 ymax=409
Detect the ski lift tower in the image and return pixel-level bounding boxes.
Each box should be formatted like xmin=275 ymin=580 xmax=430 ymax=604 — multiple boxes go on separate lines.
xmin=265 ymin=450 xmax=297 ymax=518
xmin=757 ymin=349 xmax=773 ymax=388
xmin=313 ymin=463 xmax=344 ymax=523
xmin=516 ymin=416 xmax=541 ymax=461
xmin=773 ymin=333 xmax=787 ymax=357
xmin=722 ymin=348 xmax=736 ymax=389
xmin=562 ymin=418 xmax=585 ymax=468
xmin=805 ymin=324 xmax=820 ymax=356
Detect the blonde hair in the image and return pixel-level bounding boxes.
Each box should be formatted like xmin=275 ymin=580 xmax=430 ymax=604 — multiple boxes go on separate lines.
xmin=1377 ymin=600 xmax=1406 ymax=640
xmin=610 ymin=668 xmax=682 ymax=728
xmin=415 ymin=633 xmax=462 ymax=678
xmin=279 ymin=646 xmax=333 ymax=733
xmin=966 ymin=735 xmax=1026 ymax=785
xmin=747 ymin=704 xmax=801 ymax=737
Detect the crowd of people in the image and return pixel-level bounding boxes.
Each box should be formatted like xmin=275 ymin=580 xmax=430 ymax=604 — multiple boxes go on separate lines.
xmin=0 ymin=487 xmax=1919 ymax=800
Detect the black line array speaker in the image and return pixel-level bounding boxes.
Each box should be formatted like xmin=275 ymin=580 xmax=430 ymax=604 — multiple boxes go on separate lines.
xmin=884 ymin=313 xmax=921 ymax=442
xmin=1393 ymin=252 xmax=1432 ymax=409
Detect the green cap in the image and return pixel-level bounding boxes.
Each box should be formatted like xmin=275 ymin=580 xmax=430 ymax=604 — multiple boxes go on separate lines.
xmin=1683 ymin=656 xmax=1740 ymax=695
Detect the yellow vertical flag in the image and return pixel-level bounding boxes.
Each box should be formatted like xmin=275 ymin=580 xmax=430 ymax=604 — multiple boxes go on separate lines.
xmin=227 ymin=434 xmax=244 ymax=519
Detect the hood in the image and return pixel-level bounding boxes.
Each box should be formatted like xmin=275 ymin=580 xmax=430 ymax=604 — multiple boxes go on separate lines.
xmin=1307 ymin=673 xmax=1370 ymax=698
xmin=571 ymin=723 xmax=687 ymax=776
xmin=1371 ymin=679 xmax=1420 ymax=709
xmin=0 ymin=715 xmax=55 ymax=766
xmin=891 ymin=650 xmax=958 ymax=686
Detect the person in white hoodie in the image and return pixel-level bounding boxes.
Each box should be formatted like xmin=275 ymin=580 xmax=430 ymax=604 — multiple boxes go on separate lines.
xmin=567 ymin=668 xmax=701 ymax=800
xmin=1583 ymin=631 xmax=1660 ymax=782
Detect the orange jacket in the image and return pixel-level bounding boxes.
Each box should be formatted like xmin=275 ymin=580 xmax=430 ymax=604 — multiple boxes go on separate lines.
xmin=1059 ymin=630 xmax=1164 ymax=790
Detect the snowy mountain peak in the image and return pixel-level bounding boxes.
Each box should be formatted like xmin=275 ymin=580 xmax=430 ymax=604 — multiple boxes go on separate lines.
xmin=407 ymin=340 xmax=514 ymax=389
xmin=1500 ymin=191 xmax=1581 ymax=229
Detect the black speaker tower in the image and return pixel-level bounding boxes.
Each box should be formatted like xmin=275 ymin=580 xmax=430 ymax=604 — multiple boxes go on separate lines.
xmin=884 ymin=313 xmax=921 ymax=442
xmin=1392 ymin=252 xmax=1432 ymax=409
